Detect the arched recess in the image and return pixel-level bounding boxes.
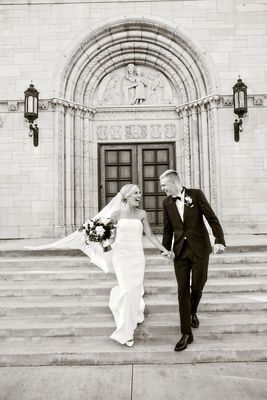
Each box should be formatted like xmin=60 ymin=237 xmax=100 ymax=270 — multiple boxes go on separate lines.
xmin=51 ymin=16 xmax=222 ymax=235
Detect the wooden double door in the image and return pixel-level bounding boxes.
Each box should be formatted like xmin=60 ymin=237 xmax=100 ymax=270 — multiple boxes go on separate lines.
xmin=99 ymin=143 xmax=175 ymax=229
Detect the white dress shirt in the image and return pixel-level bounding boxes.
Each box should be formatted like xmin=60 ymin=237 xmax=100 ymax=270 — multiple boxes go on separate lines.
xmin=174 ymin=189 xmax=185 ymax=221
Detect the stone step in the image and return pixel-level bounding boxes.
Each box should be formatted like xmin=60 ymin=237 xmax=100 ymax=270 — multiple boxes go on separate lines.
xmin=1 ymin=251 xmax=267 ymax=266
xmin=0 ymin=264 xmax=266 ymax=281
xmin=0 ymin=333 xmax=266 ymax=366
xmin=0 ymin=277 xmax=266 ymax=297
xmin=0 ymin=293 xmax=266 ymax=317
xmin=0 ymin=311 xmax=266 ymax=338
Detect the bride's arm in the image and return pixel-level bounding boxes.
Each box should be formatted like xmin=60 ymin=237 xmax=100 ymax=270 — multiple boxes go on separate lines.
xmin=140 ymin=210 xmax=170 ymax=256
xmin=109 ymin=211 xmax=120 ymax=243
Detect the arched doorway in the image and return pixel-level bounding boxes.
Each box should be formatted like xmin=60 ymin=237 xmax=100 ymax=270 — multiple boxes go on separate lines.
xmin=52 ymin=17 xmax=221 ymax=234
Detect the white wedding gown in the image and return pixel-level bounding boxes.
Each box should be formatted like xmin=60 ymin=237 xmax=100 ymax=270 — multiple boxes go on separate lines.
xmin=109 ymin=219 xmax=145 ymax=344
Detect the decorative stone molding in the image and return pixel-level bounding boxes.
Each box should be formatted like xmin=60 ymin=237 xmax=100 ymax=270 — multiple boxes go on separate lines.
xmin=51 ymin=98 xmax=95 ymax=116
xmin=94 ymin=107 xmax=177 ymax=121
xmin=150 ymin=124 xmax=162 ymax=139
xmin=223 ymin=97 xmax=233 ymax=106
xmin=164 ymin=124 xmax=176 ymax=138
xmin=110 ymin=125 xmax=123 ymax=140
xmin=125 ymin=125 xmax=147 ymax=140
xmin=176 ymin=94 xmax=222 ymax=115
xmin=95 ymin=123 xmax=177 ymax=141
xmin=8 ymin=101 xmax=18 ymax=111
xmin=39 ymin=101 xmax=49 ymax=110
xmin=97 ymin=125 xmax=109 ymax=140
xmin=253 ymin=96 xmax=264 ymax=106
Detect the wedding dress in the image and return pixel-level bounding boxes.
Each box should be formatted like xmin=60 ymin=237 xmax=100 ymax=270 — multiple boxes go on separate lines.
xmin=109 ymin=219 xmax=145 ymax=344
xmin=25 ymin=193 xmax=146 ymax=344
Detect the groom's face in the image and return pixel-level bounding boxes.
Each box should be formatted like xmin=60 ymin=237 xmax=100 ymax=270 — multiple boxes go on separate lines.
xmin=160 ymin=177 xmax=177 ymax=196
xmin=160 ymin=178 xmax=175 ymax=196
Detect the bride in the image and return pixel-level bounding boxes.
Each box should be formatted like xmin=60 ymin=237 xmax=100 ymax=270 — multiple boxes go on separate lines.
xmin=108 ymin=184 xmax=170 ymax=347
xmin=27 ymin=184 xmax=171 ymax=347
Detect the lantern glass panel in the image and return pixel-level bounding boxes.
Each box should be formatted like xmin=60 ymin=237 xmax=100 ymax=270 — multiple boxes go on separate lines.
xmin=239 ymin=91 xmax=245 ymax=108
xmin=234 ymin=92 xmax=239 ymax=108
xmin=28 ymin=96 xmax=34 ymax=113
xmin=34 ymin=97 xmax=38 ymax=114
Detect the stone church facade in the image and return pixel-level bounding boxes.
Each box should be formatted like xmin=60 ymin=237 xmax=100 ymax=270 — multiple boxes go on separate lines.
xmin=0 ymin=0 xmax=266 ymax=238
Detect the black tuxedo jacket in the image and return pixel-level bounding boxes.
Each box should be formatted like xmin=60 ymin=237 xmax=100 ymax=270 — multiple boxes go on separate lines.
xmin=162 ymin=188 xmax=225 ymax=258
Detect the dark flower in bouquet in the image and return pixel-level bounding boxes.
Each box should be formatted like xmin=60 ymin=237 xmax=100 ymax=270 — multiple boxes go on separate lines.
xmin=79 ymin=217 xmax=116 ymax=252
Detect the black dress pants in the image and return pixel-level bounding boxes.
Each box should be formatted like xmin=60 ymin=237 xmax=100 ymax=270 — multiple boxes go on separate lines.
xmin=174 ymin=240 xmax=209 ymax=335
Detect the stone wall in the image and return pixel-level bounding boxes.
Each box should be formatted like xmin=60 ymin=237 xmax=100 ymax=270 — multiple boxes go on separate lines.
xmin=0 ymin=0 xmax=266 ymax=237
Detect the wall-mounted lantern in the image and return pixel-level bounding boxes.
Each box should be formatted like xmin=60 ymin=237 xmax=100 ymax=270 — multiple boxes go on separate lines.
xmin=24 ymin=83 xmax=39 ymax=147
xmin=233 ymin=77 xmax=247 ymax=142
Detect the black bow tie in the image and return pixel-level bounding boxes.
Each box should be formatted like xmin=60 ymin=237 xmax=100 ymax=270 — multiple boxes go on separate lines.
xmin=172 ymin=188 xmax=185 ymax=202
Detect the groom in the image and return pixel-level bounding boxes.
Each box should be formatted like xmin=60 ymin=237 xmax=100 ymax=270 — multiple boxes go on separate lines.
xmin=160 ymin=170 xmax=225 ymax=351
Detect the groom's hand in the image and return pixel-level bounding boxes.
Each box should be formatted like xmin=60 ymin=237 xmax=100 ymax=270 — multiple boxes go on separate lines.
xmin=214 ymin=244 xmax=225 ymax=254
xmin=161 ymin=250 xmax=174 ymax=260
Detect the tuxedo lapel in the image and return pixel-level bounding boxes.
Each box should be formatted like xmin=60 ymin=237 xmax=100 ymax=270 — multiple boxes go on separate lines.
xmin=183 ymin=187 xmax=189 ymax=221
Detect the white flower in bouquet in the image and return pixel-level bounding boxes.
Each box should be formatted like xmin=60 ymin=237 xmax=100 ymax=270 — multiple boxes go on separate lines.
xmin=83 ymin=220 xmax=94 ymax=231
xmin=95 ymin=226 xmax=105 ymax=237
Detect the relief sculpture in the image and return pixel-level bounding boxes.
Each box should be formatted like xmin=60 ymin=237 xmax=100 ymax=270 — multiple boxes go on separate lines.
xmin=94 ymin=64 xmax=174 ymax=106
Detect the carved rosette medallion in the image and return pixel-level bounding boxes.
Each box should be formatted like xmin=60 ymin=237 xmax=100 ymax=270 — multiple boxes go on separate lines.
xmin=150 ymin=124 xmax=162 ymax=138
xmin=110 ymin=125 xmax=123 ymax=140
xmin=164 ymin=124 xmax=176 ymax=138
xmin=125 ymin=125 xmax=147 ymax=139
xmin=96 ymin=125 xmax=109 ymax=140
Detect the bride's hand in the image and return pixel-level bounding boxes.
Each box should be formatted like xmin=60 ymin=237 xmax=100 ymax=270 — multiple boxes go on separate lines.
xmin=161 ymin=250 xmax=174 ymax=260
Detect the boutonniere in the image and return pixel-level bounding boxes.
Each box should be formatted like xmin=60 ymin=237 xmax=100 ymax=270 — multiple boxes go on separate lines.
xmin=184 ymin=195 xmax=194 ymax=208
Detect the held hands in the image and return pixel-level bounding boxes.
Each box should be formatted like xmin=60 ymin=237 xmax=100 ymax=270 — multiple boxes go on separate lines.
xmin=214 ymin=244 xmax=225 ymax=254
xmin=161 ymin=249 xmax=175 ymax=261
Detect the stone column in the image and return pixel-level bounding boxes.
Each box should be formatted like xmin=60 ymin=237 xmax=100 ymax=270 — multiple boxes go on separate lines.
xmin=74 ymin=106 xmax=85 ymax=227
xmin=205 ymin=96 xmax=222 ymax=216
xmin=177 ymin=106 xmax=191 ymax=187
xmin=188 ymin=103 xmax=201 ymax=188
xmin=83 ymin=109 xmax=96 ymax=221
xmin=64 ymin=103 xmax=75 ymax=234
xmin=52 ymin=99 xmax=65 ymax=237
xmin=198 ymin=101 xmax=210 ymax=201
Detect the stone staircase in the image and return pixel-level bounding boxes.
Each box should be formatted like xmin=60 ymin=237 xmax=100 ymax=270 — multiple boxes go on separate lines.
xmin=0 ymin=248 xmax=266 ymax=366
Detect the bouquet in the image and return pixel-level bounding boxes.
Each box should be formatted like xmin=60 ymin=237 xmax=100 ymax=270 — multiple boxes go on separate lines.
xmin=79 ymin=217 xmax=116 ymax=252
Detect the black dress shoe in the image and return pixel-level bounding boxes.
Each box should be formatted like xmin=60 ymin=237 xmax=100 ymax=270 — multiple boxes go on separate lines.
xmin=191 ymin=313 xmax=199 ymax=328
xmin=174 ymin=333 xmax=193 ymax=351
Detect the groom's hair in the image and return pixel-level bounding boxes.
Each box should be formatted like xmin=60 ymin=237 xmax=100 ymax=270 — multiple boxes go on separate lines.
xmin=159 ymin=169 xmax=181 ymax=183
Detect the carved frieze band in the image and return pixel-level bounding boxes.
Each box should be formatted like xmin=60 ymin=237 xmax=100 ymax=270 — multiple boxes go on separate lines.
xmin=96 ymin=123 xmax=177 ymax=141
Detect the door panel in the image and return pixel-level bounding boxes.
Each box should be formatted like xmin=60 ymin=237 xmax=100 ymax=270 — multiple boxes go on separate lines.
xmin=137 ymin=144 xmax=174 ymax=230
xmin=99 ymin=143 xmax=174 ymax=229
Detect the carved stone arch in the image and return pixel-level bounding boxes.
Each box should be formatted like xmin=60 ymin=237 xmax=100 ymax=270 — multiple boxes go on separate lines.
xmin=54 ymin=16 xmax=219 ymax=102
xmin=51 ymin=16 xmax=222 ymax=235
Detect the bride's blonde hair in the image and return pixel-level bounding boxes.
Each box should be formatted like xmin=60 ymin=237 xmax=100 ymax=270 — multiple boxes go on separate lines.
xmin=120 ymin=184 xmax=140 ymax=203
